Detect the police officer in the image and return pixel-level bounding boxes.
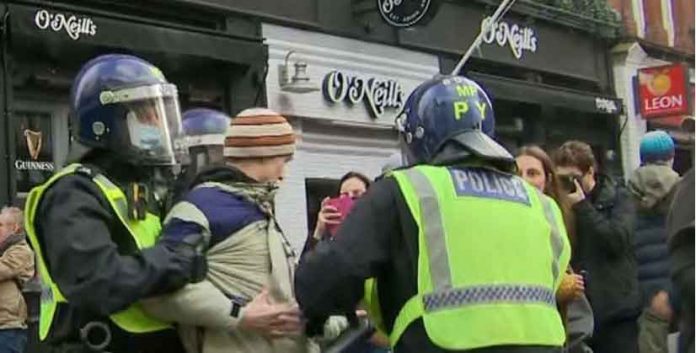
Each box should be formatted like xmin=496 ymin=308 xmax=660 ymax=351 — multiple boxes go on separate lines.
xmin=295 ymin=75 xmax=571 ymax=353
xmin=168 ymin=108 xmax=229 ymax=204
xmin=24 ymin=55 xmax=206 ymax=353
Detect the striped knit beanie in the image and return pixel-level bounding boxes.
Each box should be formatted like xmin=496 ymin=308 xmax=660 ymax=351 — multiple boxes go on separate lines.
xmin=225 ymin=108 xmax=295 ymax=158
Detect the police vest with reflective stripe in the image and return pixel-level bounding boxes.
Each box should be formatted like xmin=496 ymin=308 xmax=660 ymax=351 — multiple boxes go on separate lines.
xmin=383 ymin=165 xmax=570 ymax=350
xmin=24 ymin=164 xmax=171 ymax=341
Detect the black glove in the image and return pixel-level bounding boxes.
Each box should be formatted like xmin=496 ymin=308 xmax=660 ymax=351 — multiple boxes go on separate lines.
xmin=162 ymin=233 xmax=208 ymax=283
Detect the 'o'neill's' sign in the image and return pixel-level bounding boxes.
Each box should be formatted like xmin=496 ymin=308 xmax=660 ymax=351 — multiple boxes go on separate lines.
xmin=322 ymin=70 xmax=404 ymax=119
xmin=481 ymin=17 xmax=537 ymax=60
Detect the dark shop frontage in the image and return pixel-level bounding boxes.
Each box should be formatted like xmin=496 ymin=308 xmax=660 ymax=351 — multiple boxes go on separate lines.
xmin=410 ymin=1 xmax=625 ymax=176
xmin=0 ymin=1 xmax=267 ymax=206
xmin=0 ymin=0 xmax=628 ymax=205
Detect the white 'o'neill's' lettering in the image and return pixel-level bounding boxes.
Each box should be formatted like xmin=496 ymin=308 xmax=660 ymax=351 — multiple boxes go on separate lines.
xmin=322 ymin=70 xmax=404 ymax=119
xmin=34 ymin=9 xmax=97 ymax=41
xmin=481 ymin=17 xmax=537 ymax=60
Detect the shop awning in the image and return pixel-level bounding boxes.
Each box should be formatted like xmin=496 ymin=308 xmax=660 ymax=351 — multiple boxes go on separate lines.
xmin=468 ymin=72 xmax=624 ymax=116
xmin=8 ymin=4 xmax=265 ymax=65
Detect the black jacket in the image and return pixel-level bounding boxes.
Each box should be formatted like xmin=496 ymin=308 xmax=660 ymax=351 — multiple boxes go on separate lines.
xmin=571 ymin=174 xmax=640 ymax=325
xmin=33 ymin=153 xmax=191 ymax=352
xmin=667 ymin=169 xmax=694 ymax=353
xmin=633 ymin=212 xmax=671 ymax=307
xmin=295 ymin=155 xmax=562 ymax=353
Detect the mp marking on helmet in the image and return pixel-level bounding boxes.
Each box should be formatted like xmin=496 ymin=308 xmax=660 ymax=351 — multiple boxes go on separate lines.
xmin=449 ymin=167 xmax=531 ymax=206
xmin=456 ymin=85 xmax=477 ymax=97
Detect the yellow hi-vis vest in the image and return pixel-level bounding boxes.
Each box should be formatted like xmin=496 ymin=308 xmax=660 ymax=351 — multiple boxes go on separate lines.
xmin=24 ymin=164 xmax=171 ymax=341
xmin=368 ymin=165 xmax=570 ymax=350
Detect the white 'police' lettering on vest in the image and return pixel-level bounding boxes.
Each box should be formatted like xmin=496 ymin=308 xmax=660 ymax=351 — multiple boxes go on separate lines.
xmin=449 ymin=167 xmax=531 ymax=206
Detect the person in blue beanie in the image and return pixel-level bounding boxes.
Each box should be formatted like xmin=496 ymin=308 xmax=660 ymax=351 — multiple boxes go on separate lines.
xmin=628 ymin=130 xmax=681 ymax=353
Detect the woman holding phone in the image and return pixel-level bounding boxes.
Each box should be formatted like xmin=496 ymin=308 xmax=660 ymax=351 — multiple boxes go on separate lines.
xmin=516 ymin=145 xmax=594 ymax=353
xmin=313 ymin=172 xmax=372 ymax=241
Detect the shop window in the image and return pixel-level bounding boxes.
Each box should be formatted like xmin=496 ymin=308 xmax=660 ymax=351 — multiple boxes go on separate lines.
xmin=304 ymin=178 xmax=340 ymax=239
xmin=13 ymin=103 xmax=69 ymax=199
xmin=14 ymin=111 xmax=54 ymax=195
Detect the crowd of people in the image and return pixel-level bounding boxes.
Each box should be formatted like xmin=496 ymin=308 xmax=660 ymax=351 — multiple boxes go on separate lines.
xmin=307 ymin=135 xmax=692 ymax=353
xmin=0 ymin=54 xmax=692 ymax=353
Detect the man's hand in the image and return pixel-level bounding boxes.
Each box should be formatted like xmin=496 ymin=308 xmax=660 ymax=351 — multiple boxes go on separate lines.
xmin=239 ymin=288 xmax=304 ymax=339
xmin=567 ymin=180 xmax=586 ymax=205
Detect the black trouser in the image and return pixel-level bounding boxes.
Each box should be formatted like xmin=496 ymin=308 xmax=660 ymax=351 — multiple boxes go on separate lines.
xmin=590 ymin=317 xmax=639 ymax=353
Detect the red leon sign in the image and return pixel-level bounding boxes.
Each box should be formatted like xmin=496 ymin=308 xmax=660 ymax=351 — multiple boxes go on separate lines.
xmin=638 ymin=64 xmax=689 ymax=119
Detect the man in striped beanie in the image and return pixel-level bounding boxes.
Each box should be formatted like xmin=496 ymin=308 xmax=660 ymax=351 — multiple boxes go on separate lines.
xmin=145 ymin=108 xmax=320 ymax=353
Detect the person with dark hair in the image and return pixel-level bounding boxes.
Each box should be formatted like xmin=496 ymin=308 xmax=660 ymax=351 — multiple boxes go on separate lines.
xmin=312 ymin=172 xmax=371 ymax=241
xmin=516 ymin=146 xmax=593 ymax=353
xmin=554 ymin=140 xmax=640 ymax=353
xmin=628 ymin=131 xmax=681 ymax=353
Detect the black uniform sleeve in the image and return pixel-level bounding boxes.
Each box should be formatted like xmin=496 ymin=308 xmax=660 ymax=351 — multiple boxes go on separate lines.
xmin=295 ymin=178 xmax=400 ymax=319
xmin=668 ymin=170 xmax=694 ymax=316
xmin=573 ymin=188 xmax=635 ymax=257
xmin=37 ymin=175 xmax=192 ymax=317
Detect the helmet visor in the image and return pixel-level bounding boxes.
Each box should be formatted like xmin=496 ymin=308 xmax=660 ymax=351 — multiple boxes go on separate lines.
xmin=110 ymin=84 xmax=185 ymax=165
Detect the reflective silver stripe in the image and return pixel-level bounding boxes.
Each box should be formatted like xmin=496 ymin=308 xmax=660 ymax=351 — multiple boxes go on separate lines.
xmin=423 ymin=284 xmax=556 ymax=312
xmin=402 ymin=168 xmax=452 ymax=291
xmin=93 ymin=174 xmax=130 ymax=221
xmin=535 ymin=190 xmax=564 ymax=282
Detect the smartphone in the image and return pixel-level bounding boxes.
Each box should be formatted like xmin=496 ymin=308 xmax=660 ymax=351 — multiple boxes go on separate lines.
xmin=558 ymin=175 xmax=578 ymax=193
xmin=325 ymin=195 xmax=356 ymax=237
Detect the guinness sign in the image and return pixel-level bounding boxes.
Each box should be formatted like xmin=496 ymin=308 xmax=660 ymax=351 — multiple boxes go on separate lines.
xmin=15 ymin=113 xmax=55 ymax=193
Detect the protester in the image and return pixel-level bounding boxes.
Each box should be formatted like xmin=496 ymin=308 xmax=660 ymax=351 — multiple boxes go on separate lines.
xmin=627 ymin=131 xmax=681 ymax=353
xmin=516 ymin=146 xmax=594 ymax=353
xmin=144 ymin=108 xmax=319 ymax=353
xmin=312 ymin=171 xmax=371 ymax=242
xmin=666 ymin=168 xmax=694 ymax=353
xmin=296 ymin=75 xmax=572 ymax=353
xmin=0 ymin=207 xmax=34 ymax=353
xmin=554 ymin=140 xmax=640 ymax=353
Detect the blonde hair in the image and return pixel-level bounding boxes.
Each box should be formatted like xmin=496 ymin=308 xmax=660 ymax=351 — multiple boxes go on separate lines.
xmin=1 ymin=207 xmax=24 ymax=233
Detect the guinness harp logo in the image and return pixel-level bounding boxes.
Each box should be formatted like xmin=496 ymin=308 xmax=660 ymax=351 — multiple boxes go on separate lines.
xmin=24 ymin=129 xmax=43 ymax=160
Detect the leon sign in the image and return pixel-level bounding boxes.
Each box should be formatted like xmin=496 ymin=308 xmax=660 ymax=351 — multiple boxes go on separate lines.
xmin=638 ymin=64 xmax=689 ymax=119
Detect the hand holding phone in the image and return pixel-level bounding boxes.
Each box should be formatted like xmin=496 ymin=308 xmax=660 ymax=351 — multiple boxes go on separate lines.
xmin=324 ymin=195 xmax=356 ymax=237
xmin=559 ymin=175 xmax=578 ymax=193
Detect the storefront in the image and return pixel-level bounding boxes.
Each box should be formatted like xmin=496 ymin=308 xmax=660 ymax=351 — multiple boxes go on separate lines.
xmin=612 ymin=43 xmax=694 ymax=178
xmin=412 ymin=1 xmax=625 ymax=177
xmin=0 ymin=1 xmax=267 ymax=206
xmin=262 ymin=23 xmax=439 ymax=252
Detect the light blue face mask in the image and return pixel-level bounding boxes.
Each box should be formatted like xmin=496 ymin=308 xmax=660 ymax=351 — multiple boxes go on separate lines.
xmin=138 ymin=125 xmax=162 ymax=150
